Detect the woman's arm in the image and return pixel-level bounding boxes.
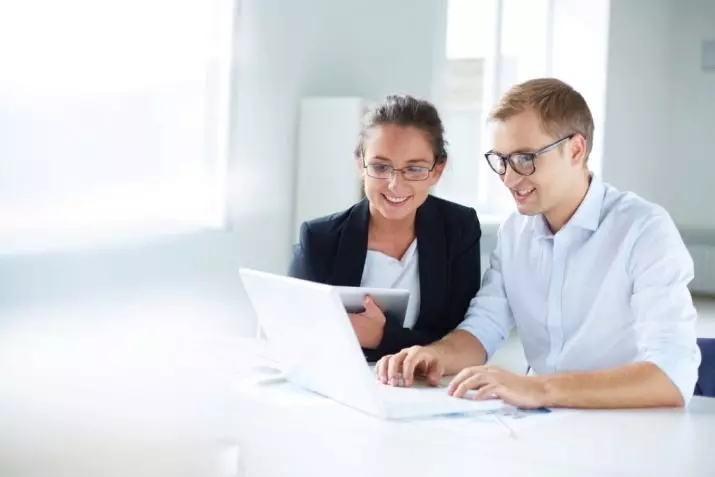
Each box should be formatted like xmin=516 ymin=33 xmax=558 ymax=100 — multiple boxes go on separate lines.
xmin=287 ymin=222 xmax=317 ymax=281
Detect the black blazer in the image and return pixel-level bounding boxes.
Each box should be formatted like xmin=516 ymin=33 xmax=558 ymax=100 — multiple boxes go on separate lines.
xmin=288 ymin=195 xmax=482 ymax=362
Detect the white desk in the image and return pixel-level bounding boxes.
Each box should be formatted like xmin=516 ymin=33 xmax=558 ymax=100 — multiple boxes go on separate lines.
xmin=231 ymin=341 xmax=715 ymax=477
xmin=2 ymin=302 xmax=714 ymax=477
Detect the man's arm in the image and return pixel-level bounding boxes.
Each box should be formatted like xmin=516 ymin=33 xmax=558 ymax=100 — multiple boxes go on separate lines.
xmin=428 ymin=329 xmax=488 ymax=375
xmin=537 ymin=362 xmax=684 ymax=408
xmin=449 ymin=360 xmax=685 ymax=409
xmin=445 ymin=224 xmax=515 ymax=370
xmin=623 ymin=212 xmax=700 ymax=406
xmin=379 ymin=227 xmax=516 ymax=386
xmin=450 ymin=212 xmax=700 ymax=409
xmin=534 ymin=213 xmax=697 ymax=408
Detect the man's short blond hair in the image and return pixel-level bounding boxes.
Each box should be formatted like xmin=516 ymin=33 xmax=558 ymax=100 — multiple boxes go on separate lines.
xmin=489 ymin=78 xmax=594 ymax=160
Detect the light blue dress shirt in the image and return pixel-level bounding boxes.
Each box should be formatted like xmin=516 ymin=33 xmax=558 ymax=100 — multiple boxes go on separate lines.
xmin=458 ymin=174 xmax=701 ymax=403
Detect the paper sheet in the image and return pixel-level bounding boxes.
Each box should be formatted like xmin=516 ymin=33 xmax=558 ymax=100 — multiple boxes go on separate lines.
xmin=407 ymin=405 xmax=579 ymax=439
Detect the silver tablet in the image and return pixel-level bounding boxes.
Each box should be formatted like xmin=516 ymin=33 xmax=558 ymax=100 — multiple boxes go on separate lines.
xmin=335 ymin=286 xmax=410 ymax=322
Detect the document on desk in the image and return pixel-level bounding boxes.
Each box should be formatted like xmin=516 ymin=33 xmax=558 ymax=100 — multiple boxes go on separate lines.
xmin=409 ymin=406 xmax=577 ymax=440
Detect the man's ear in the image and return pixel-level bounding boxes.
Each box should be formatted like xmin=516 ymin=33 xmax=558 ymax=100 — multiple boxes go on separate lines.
xmin=570 ymin=135 xmax=587 ymax=167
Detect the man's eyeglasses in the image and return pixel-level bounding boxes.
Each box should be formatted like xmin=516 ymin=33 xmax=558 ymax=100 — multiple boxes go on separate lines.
xmin=484 ymin=134 xmax=574 ymax=176
xmin=363 ymin=161 xmax=436 ymax=181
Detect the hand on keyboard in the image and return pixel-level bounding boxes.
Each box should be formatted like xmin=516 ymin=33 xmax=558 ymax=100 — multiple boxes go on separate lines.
xmin=374 ymin=345 xmax=445 ymax=388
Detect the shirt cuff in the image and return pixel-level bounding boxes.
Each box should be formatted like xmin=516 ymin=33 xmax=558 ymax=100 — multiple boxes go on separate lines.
xmin=642 ymin=344 xmax=701 ymax=406
xmin=456 ymin=319 xmax=505 ymax=361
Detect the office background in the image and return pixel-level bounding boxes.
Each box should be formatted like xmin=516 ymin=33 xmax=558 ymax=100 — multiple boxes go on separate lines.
xmin=2 ymin=0 xmax=713 ymax=337
xmin=0 ymin=1 xmax=714 ymax=474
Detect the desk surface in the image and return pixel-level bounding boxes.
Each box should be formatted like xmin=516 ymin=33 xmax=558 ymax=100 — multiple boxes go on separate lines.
xmin=231 ymin=337 xmax=715 ymax=477
xmin=2 ymin=309 xmax=715 ymax=477
xmin=235 ymin=375 xmax=715 ymax=477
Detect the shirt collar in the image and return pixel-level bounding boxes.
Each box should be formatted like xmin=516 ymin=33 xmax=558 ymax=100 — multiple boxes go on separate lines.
xmin=532 ymin=173 xmax=606 ymax=238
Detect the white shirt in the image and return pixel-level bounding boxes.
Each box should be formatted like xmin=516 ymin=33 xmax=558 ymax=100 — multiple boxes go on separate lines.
xmin=458 ymin=174 xmax=701 ymax=403
xmin=361 ymin=239 xmax=421 ymax=329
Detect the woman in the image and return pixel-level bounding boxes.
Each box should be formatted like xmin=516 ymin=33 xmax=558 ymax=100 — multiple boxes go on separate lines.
xmin=289 ymin=94 xmax=482 ymax=362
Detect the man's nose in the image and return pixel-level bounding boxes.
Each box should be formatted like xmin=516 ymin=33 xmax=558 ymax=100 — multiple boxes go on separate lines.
xmin=502 ymin=163 xmax=522 ymax=189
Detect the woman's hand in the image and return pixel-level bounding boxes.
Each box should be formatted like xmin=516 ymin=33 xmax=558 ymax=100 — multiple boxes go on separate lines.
xmin=348 ymin=296 xmax=386 ymax=349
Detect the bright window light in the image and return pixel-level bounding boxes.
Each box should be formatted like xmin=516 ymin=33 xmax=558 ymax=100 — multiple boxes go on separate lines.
xmin=439 ymin=0 xmax=549 ymax=221
xmin=0 ymin=0 xmax=235 ymax=251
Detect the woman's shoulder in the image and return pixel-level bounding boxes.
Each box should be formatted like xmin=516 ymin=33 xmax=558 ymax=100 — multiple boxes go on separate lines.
xmin=299 ymin=199 xmax=368 ymax=242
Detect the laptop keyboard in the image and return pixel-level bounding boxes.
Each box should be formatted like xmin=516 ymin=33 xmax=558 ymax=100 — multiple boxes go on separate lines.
xmin=378 ymin=384 xmax=455 ymax=403
xmin=376 ymin=383 xmax=506 ymax=417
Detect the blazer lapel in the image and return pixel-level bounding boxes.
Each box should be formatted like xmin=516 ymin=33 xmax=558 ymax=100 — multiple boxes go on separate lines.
xmin=330 ymin=198 xmax=369 ymax=286
xmin=415 ymin=196 xmax=447 ymax=328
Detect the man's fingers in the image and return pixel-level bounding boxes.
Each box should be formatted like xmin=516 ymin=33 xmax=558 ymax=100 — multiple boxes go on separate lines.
xmin=472 ymin=383 xmax=500 ymax=401
xmin=447 ymin=365 xmax=493 ymax=395
xmin=447 ymin=367 xmax=478 ymax=395
xmin=386 ymin=350 xmax=408 ymax=386
xmin=402 ymin=349 xmax=428 ymax=387
xmin=376 ymin=356 xmax=391 ymax=384
xmin=426 ymin=368 xmax=442 ymax=387
xmin=451 ymin=372 xmax=491 ymax=398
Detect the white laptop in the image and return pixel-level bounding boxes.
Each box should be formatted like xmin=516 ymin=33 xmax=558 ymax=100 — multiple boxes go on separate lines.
xmin=239 ymin=268 xmax=506 ymax=420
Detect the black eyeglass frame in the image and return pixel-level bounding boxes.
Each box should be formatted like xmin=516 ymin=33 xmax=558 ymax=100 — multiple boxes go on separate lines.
xmin=484 ymin=134 xmax=575 ymax=176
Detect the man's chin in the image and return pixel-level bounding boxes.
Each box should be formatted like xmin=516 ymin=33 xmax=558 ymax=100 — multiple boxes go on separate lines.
xmin=515 ymin=203 xmax=540 ymax=216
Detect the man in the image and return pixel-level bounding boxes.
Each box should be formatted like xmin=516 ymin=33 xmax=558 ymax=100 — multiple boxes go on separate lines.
xmin=374 ymin=78 xmax=701 ymax=409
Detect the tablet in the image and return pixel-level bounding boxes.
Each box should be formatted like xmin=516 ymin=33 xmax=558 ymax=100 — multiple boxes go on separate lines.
xmin=335 ymin=286 xmax=410 ymax=322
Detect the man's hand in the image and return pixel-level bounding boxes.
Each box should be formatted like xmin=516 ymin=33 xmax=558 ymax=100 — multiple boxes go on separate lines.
xmin=375 ymin=345 xmax=445 ymax=387
xmin=348 ymin=296 xmax=386 ymax=349
xmin=447 ymin=365 xmax=549 ymax=409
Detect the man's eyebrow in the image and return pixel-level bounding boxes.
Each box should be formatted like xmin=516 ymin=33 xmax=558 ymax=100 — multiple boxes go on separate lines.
xmin=491 ymin=147 xmax=537 ymax=155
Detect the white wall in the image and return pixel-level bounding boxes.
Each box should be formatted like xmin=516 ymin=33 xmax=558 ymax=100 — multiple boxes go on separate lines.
xmin=228 ymin=0 xmax=449 ymax=273
xmin=551 ymin=0 xmax=610 ymax=175
xmin=667 ymin=0 xmax=715 ymax=229
xmin=0 ymin=0 xmax=451 ymax=340
xmin=603 ymin=0 xmax=715 ymax=230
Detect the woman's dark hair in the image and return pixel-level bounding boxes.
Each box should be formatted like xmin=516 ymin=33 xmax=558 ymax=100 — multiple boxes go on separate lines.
xmin=354 ymin=94 xmax=448 ymax=165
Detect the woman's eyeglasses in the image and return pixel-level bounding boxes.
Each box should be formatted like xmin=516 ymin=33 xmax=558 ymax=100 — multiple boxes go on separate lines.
xmin=363 ymin=161 xmax=436 ymax=181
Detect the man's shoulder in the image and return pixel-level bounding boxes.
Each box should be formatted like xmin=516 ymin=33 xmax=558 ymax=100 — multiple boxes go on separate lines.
xmin=495 ymin=183 xmax=678 ymax=241
xmin=601 ymin=183 xmax=675 ymax=234
xmin=600 ymin=183 xmax=693 ymax=278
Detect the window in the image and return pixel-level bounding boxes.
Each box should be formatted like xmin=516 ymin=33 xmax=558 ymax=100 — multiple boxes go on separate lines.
xmin=437 ymin=0 xmax=552 ymax=221
xmin=0 ymin=0 xmax=235 ymax=250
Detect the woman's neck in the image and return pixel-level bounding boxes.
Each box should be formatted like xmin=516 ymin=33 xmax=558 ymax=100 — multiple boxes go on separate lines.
xmin=367 ymin=204 xmax=416 ymax=258
xmin=368 ymin=204 xmax=415 ymax=237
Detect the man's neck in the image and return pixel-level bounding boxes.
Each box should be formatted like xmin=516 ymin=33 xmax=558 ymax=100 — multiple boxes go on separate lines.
xmin=545 ymin=172 xmax=591 ymax=234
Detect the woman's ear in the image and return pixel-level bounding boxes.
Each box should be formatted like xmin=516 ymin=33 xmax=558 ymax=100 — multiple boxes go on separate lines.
xmin=355 ymin=155 xmax=365 ymax=176
xmin=430 ymin=161 xmax=446 ymax=183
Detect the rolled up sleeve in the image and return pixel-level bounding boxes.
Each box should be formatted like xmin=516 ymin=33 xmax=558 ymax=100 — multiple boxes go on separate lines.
xmin=457 ymin=227 xmax=515 ymax=360
xmin=629 ymin=213 xmax=701 ymax=405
